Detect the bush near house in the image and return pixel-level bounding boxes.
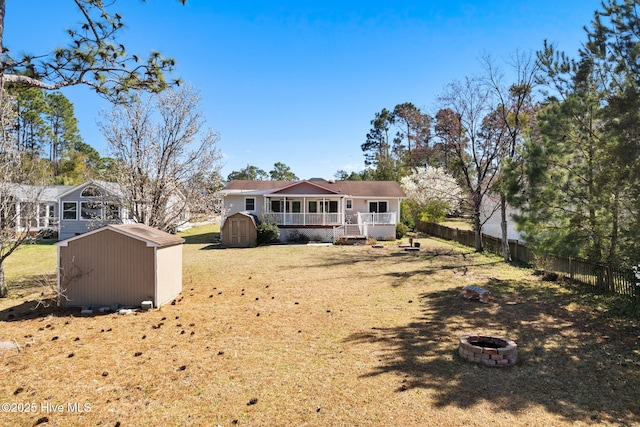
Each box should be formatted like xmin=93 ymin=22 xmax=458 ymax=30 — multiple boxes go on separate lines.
xmin=396 ymin=222 xmax=408 ymax=239
xmin=257 ymin=221 xmax=280 ymax=245
xmin=286 ymin=230 xmax=310 ymax=244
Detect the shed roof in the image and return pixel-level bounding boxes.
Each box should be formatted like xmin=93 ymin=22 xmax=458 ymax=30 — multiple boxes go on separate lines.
xmin=224 ymin=179 xmax=405 ymax=197
xmin=57 ymin=223 xmax=185 ymax=248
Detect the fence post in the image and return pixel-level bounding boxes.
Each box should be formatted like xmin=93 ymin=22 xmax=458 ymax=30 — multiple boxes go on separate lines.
xmin=596 ymin=263 xmax=604 ymax=290
xmin=569 ymin=257 xmax=573 ymax=281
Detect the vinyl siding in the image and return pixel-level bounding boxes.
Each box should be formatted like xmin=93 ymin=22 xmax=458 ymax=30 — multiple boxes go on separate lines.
xmin=58 ymin=184 xmax=118 ymax=240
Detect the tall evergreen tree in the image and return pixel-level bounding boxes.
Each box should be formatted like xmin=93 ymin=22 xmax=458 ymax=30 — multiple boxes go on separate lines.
xmin=45 ymin=92 xmax=82 ymax=177
xmin=392 ymin=103 xmax=432 ymax=172
xmin=269 ymin=162 xmax=298 ymax=181
xmin=227 ymin=164 xmax=269 ymax=181
xmin=12 ymin=86 xmax=48 ymax=156
xmin=362 ymin=108 xmax=398 ymax=180
xmin=512 ymin=0 xmax=640 ymax=266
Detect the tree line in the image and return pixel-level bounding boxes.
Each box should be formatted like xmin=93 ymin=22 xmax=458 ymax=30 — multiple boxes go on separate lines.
xmin=356 ymin=1 xmax=640 ymax=269
xmin=4 ymin=83 xmax=110 ymax=184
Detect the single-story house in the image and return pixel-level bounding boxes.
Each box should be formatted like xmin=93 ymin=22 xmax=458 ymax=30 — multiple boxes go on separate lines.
xmin=220 ymin=211 xmax=258 ymax=247
xmin=56 ymin=223 xmax=184 ymax=308
xmin=219 ymin=178 xmax=406 ymax=242
xmin=2 ymin=180 xmax=191 ymax=240
xmin=57 ymin=181 xmax=126 ymax=240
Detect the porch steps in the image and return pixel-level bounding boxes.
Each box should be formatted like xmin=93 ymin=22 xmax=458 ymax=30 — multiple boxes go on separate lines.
xmin=336 ymin=235 xmax=368 ymax=245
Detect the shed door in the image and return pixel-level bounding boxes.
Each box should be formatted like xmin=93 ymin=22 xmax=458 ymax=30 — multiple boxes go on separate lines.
xmin=230 ymin=218 xmax=248 ymax=245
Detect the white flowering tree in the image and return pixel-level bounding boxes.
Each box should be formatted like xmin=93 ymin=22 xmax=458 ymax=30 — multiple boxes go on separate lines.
xmin=400 ymin=166 xmax=463 ymax=224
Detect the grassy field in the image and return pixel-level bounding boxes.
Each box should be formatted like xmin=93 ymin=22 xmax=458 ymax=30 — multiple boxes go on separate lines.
xmin=0 ymin=224 xmax=639 ymax=426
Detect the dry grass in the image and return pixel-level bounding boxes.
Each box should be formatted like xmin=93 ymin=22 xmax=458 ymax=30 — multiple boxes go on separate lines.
xmin=0 ymin=225 xmax=639 ymax=426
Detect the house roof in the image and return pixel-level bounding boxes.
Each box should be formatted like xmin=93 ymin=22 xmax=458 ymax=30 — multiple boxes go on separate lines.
xmin=0 ymin=183 xmax=73 ymax=201
xmin=223 ymin=179 xmax=406 ymax=198
xmin=56 ymin=223 xmax=185 ymax=248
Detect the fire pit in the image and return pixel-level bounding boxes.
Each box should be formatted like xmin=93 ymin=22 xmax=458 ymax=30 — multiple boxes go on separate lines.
xmin=458 ymin=335 xmax=518 ymax=367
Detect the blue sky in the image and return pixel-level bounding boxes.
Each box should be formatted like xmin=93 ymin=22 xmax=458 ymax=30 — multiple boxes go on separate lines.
xmin=5 ymin=1 xmax=603 ymax=180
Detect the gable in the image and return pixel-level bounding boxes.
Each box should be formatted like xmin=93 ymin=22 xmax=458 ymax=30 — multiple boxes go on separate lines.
xmin=57 ymin=223 xmax=184 ymax=248
xmin=270 ymin=181 xmax=339 ymax=195
xmin=223 ymin=180 xmax=405 ymax=198
xmin=58 ymin=181 xmax=121 ymax=201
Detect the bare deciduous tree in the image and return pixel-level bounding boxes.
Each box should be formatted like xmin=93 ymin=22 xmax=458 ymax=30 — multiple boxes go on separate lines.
xmin=435 ymin=76 xmax=509 ymax=252
xmin=99 ymin=86 xmax=223 ymax=232
xmin=481 ymin=51 xmax=539 ymax=261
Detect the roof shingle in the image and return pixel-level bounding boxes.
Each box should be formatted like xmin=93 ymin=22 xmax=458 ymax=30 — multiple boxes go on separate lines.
xmin=224 ymin=179 xmax=405 ymax=197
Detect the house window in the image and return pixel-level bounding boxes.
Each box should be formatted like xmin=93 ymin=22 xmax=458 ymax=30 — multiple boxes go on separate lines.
xmin=81 ymin=186 xmax=103 ymax=198
xmin=369 ymin=201 xmax=388 ymax=213
xmin=320 ymin=201 xmax=338 ymax=213
xmin=270 ymin=200 xmax=282 ymax=213
xmin=291 ymin=201 xmax=301 ymax=213
xmin=38 ymin=203 xmax=48 ymax=227
xmin=245 ymin=197 xmax=255 ymax=211
xmin=346 ymin=199 xmax=353 ymax=209
xmin=62 ymin=202 xmax=77 ymax=220
xmin=19 ymin=202 xmax=37 ymax=228
xmin=308 ymin=201 xmax=317 ymax=213
xmin=81 ymin=201 xmax=102 ymax=219
xmin=0 ymin=200 xmax=17 ymax=228
xmin=105 ymin=204 xmax=120 ymax=220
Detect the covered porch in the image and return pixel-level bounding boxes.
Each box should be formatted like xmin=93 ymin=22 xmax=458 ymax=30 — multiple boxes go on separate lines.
xmin=262 ymin=196 xmax=345 ymax=226
xmin=262 ymin=196 xmax=397 ymax=227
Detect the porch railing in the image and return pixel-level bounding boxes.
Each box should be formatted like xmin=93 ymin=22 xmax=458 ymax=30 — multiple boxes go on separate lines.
xmin=358 ymin=212 xmax=396 ymax=225
xmin=263 ymin=212 xmax=344 ymax=226
xmin=19 ymin=217 xmax=59 ymax=230
xmin=262 ymin=212 xmax=397 ymax=227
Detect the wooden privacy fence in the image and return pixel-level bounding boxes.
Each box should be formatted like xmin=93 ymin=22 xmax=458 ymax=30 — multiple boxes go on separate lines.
xmin=418 ymin=222 xmax=638 ymax=299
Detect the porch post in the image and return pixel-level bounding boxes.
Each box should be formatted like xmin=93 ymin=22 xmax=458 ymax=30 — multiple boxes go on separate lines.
xmin=16 ymin=202 xmax=21 ymax=231
xmin=284 ymin=196 xmax=287 ymax=225
xmin=303 ymin=197 xmax=306 ymax=226
xmin=322 ymin=197 xmax=326 ymax=225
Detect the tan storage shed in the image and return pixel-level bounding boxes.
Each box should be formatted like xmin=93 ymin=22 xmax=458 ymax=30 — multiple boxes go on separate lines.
xmin=221 ymin=212 xmax=258 ymax=247
xmin=56 ymin=224 xmax=184 ymax=308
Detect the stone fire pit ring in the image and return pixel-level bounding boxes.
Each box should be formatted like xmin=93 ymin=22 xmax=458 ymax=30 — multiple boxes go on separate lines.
xmin=458 ymin=335 xmax=518 ymax=367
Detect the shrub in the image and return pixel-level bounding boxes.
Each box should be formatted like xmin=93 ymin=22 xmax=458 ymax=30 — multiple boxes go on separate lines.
xmin=400 ymin=199 xmax=417 ymax=230
xmin=396 ymin=223 xmax=408 ymax=239
xmin=287 ymin=230 xmax=310 ymax=244
xmin=257 ymin=221 xmax=280 ymax=245
xmin=419 ymin=200 xmax=450 ymax=224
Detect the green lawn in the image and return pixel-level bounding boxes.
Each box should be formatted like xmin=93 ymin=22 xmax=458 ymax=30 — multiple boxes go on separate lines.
xmin=0 ymin=223 xmax=221 ymax=305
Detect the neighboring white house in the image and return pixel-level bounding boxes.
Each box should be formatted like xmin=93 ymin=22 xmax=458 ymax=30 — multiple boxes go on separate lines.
xmin=480 ymin=193 xmax=523 ymax=242
xmin=4 ymin=180 xmax=190 ymax=240
xmin=220 ymin=179 xmax=406 ymax=242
